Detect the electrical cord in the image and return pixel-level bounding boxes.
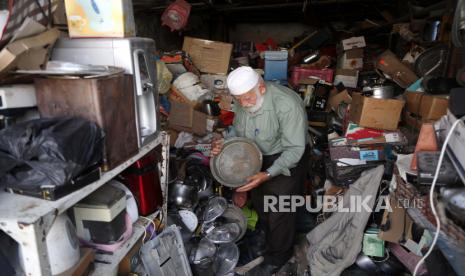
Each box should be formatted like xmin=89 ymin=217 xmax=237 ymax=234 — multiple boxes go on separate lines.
xmin=413 ymin=116 xmax=464 ymax=276
xmin=452 ymin=0 xmax=465 ymax=47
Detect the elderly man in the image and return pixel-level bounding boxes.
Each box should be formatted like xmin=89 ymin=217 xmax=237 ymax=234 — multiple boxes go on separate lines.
xmin=212 ymin=66 xmax=309 ymax=273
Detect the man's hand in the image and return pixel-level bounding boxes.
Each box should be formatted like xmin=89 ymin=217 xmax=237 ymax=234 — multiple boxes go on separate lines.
xmin=210 ymin=138 xmax=224 ymax=156
xmin=233 ymin=191 xmax=248 ymax=208
xmin=236 ymin=172 xmax=271 ymax=192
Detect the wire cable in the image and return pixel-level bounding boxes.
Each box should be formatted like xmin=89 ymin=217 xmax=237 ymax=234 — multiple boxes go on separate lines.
xmin=413 ymin=117 xmax=464 ymax=276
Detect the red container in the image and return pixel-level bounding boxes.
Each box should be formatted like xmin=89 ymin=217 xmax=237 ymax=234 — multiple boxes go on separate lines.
xmin=290 ymin=67 xmax=334 ymax=87
xmin=120 ymin=151 xmax=163 ymax=216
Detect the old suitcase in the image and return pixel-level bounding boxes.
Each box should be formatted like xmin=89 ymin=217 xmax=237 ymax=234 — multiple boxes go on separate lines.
xmin=35 ymin=74 xmax=138 ymax=170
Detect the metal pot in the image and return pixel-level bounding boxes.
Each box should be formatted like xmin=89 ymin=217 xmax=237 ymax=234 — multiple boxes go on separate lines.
xmin=214 ymin=243 xmax=240 ymax=276
xmin=169 ymin=181 xmax=198 ymax=209
xmin=203 ymin=196 xmax=228 ymax=223
xmin=221 ymin=204 xmax=248 ymax=242
xmin=202 ymin=100 xmax=221 ymax=116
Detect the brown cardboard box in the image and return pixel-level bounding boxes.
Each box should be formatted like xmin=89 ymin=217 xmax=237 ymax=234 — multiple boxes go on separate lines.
xmin=375 ymin=50 xmax=418 ymax=88
xmin=404 ymin=91 xmax=448 ymax=121
xmin=118 ymin=238 xmax=142 ymax=275
xmin=328 ymin=89 xmax=352 ymax=111
xmin=350 ymin=93 xmax=404 ymax=131
xmin=182 ymin=37 xmax=233 ymax=74
xmin=168 ymin=86 xmax=200 ymax=107
xmin=378 ymin=197 xmax=412 ymax=244
xmin=169 ymin=100 xmax=208 ymax=136
xmin=341 ymin=48 xmax=364 ymax=70
xmin=334 ymin=69 xmax=359 ymax=88
xmin=0 ymin=28 xmax=60 ymax=73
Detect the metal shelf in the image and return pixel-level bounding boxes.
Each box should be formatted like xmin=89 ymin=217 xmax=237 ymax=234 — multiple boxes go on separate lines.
xmin=0 ymin=132 xmax=170 ymax=276
xmin=406 ymin=207 xmax=465 ymax=276
xmin=92 ymin=212 xmax=158 ymax=275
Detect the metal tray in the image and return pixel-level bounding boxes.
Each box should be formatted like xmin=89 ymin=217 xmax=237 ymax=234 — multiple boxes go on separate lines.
xmin=210 ymin=137 xmax=262 ymax=188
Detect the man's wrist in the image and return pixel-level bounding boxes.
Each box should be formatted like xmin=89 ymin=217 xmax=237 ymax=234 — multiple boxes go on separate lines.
xmin=264 ymin=170 xmax=272 ymax=179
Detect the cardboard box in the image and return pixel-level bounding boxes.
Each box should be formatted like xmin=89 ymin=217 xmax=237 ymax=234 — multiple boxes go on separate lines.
xmin=342 ymin=36 xmax=366 ymax=50
xmin=0 ymin=28 xmax=60 ymax=73
xmin=328 ymin=89 xmax=352 ymax=111
xmin=200 ymin=73 xmax=227 ymax=91
xmin=168 ymin=86 xmax=199 ymax=107
xmin=404 ymin=91 xmax=448 ymax=121
xmin=169 ymin=100 xmax=208 ymax=136
xmin=334 ymin=69 xmax=359 ymax=88
xmin=350 ymin=93 xmax=404 ymax=131
xmin=403 ymin=110 xmax=436 ymax=130
xmin=118 ymin=238 xmax=142 ymax=274
xmin=375 ymin=50 xmax=418 ymax=88
xmin=341 ymin=48 xmax=364 ymax=70
xmin=64 ymin=0 xmax=136 ymax=38
xmin=378 ymin=197 xmax=413 ymax=244
xmin=182 ymin=37 xmax=233 ymax=74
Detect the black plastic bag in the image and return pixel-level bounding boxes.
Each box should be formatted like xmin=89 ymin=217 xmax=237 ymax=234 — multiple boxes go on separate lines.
xmin=0 ymin=117 xmax=104 ymax=189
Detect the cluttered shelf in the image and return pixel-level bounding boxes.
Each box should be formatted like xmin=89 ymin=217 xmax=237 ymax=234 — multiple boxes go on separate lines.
xmin=92 ymin=212 xmax=158 ymax=275
xmin=0 ymin=133 xmax=166 ymax=225
xmin=406 ymin=207 xmax=465 ymax=275
xmin=393 ymin=164 xmax=465 ymax=276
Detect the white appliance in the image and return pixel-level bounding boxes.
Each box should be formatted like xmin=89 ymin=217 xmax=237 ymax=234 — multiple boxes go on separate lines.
xmin=0 ymin=85 xmax=38 ymax=128
xmin=46 ymin=214 xmax=80 ymax=275
xmin=73 ymin=185 xmax=127 ymax=243
xmin=51 ymin=37 xmax=159 ymax=148
xmin=0 ymin=85 xmax=36 ymax=110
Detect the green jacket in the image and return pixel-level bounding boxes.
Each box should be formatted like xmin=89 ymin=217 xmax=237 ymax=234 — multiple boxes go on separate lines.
xmin=232 ymin=82 xmax=308 ymax=177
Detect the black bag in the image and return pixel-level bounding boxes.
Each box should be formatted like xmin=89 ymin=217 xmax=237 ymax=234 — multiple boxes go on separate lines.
xmin=0 ymin=117 xmax=104 ymax=194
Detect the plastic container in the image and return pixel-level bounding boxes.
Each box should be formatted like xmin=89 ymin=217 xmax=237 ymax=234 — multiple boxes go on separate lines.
xmin=290 ymin=67 xmax=334 ymax=87
xmin=264 ymin=51 xmax=288 ymax=82
xmin=140 ymin=225 xmax=193 ymax=276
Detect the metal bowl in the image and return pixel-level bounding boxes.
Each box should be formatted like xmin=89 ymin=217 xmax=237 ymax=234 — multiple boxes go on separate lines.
xmin=214 ymin=243 xmax=240 ymax=275
xmin=203 ymin=197 xmax=228 ymax=223
xmin=210 ymin=137 xmax=263 ymax=188
xmin=221 ymin=204 xmax=248 ymax=242
xmin=204 ymin=222 xmax=242 ymax=244
xmin=169 ymin=181 xmax=198 ymax=209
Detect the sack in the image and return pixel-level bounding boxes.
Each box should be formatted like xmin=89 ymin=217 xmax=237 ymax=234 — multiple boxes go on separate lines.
xmin=0 ymin=117 xmax=103 ymax=190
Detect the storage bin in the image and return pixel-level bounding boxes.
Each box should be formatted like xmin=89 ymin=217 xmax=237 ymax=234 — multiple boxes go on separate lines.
xmin=291 ymin=67 xmax=334 ymax=87
xmin=264 ymin=51 xmax=288 ymax=83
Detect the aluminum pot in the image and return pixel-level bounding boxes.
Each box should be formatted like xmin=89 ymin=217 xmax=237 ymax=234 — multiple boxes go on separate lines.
xmin=169 ymin=181 xmax=198 ymax=209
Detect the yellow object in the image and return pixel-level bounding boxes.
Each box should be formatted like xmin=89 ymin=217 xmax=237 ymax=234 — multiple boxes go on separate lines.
xmin=156 ymin=61 xmax=173 ymax=94
xmin=64 ymin=0 xmax=136 ymax=38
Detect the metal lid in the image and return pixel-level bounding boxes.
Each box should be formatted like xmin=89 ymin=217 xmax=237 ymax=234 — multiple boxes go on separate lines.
xmin=203 ymin=197 xmax=228 ymax=223
xmin=210 ymin=137 xmax=262 ymax=188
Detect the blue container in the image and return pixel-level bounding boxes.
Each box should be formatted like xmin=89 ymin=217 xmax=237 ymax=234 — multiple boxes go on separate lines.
xmin=264 ymin=51 xmax=288 ymax=84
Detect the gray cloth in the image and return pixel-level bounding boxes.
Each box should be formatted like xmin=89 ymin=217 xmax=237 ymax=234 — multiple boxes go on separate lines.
xmin=306 ymin=165 xmax=384 ymax=276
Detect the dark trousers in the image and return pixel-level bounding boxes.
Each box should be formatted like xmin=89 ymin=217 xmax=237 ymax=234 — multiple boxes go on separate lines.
xmin=250 ymin=146 xmax=310 ymax=266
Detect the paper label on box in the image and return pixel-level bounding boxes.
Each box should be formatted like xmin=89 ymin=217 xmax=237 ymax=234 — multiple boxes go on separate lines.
xmin=360 ymin=150 xmax=379 ymax=161
xmin=342 ymin=36 xmax=366 ymax=50
xmin=384 ymin=133 xmax=401 ymax=143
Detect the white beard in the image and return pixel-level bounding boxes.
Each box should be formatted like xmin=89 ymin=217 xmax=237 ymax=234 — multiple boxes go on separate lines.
xmin=244 ymin=89 xmax=265 ymax=114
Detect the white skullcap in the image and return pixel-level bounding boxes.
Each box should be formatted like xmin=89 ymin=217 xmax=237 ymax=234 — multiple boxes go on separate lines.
xmin=227 ymin=66 xmax=259 ymax=96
